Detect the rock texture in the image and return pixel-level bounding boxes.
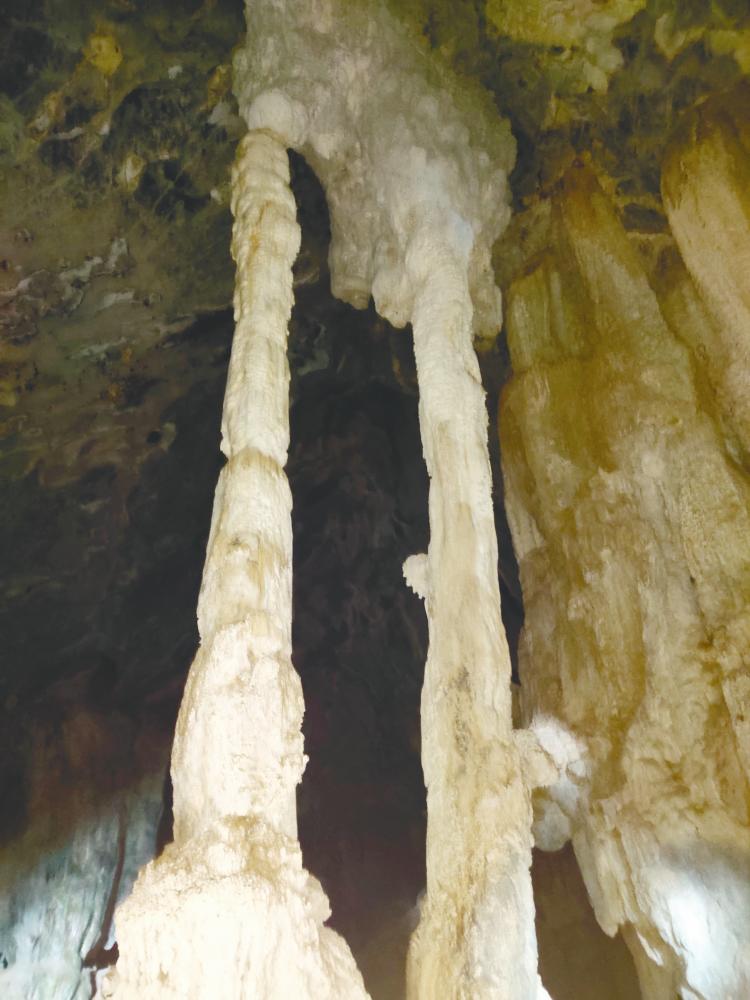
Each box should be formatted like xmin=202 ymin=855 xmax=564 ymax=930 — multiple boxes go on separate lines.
xmin=109 ymin=132 xmax=368 ymax=999
xmin=403 ymin=240 xmax=547 ymax=1000
xmin=500 ymin=162 xmax=750 ymax=999
xmin=0 ymin=700 xmax=168 ymax=1000
xmin=532 ymin=845 xmax=640 ymax=1000
xmin=662 ymin=82 xmax=750 ymax=470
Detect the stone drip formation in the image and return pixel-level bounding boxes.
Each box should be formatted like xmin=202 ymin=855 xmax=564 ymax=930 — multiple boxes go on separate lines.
xmin=108 ymin=1 xmax=750 ymax=998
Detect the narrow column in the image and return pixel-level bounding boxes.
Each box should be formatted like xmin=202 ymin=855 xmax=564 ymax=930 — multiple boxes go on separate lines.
xmin=405 ymin=234 xmax=548 ymax=1000
xmin=170 ymin=129 xmax=305 ymax=846
xmin=109 ymin=131 xmax=369 ymax=1000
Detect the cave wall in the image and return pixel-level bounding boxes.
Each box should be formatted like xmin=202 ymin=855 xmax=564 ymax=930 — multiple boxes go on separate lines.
xmin=500 ymin=153 xmax=750 ymax=998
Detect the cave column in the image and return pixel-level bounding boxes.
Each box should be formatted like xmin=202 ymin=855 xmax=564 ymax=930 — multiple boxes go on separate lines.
xmin=169 ymin=128 xmax=304 ymax=845
xmin=108 ymin=130 xmax=369 ymax=1000
xmin=404 ymin=231 xmax=548 ymax=1000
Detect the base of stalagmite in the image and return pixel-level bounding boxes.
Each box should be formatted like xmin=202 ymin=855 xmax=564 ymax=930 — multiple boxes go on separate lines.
xmin=105 ymin=818 xmax=368 ymax=999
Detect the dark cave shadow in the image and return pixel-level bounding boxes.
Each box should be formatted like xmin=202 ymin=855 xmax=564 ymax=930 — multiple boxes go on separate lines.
xmin=287 ymin=150 xmax=429 ymax=999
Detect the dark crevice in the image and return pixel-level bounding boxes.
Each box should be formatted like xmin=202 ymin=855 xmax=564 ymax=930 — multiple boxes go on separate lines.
xmin=288 ymin=154 xmax=428 ymax=998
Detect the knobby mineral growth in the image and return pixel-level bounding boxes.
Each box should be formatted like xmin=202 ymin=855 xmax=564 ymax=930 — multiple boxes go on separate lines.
xmin=235 ymin=1 xmax=554 ymax=996
xmin=500 ymin=162 xmax=750 ymax=999
xmin=108 ymin=131 xmax=368 ymax=1000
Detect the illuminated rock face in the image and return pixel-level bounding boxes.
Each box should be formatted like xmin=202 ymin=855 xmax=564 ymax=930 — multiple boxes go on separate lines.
xmin=0 ymin=709 xmax=166 ymax=1000
xmin=500 ymin=163 xmax=750 ymax=999
xmin=109 ymin=131 xmax=368 ymax=1000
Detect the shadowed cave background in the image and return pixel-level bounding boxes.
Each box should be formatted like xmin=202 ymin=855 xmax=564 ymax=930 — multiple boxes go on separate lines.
xmin=4 ymin=0 xmax=748 ymax=996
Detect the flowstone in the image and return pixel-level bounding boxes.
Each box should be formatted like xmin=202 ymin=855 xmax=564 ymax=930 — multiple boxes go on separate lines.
xmin=501 ymin=162 xmax=750 ymax=999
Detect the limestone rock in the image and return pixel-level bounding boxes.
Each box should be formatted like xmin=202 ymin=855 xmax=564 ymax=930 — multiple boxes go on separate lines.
xmin=0 ymin=707 xmax=166 ymax=1000
xmin=662 ymin=83 xmax=750 ymax=468
xmin=234 ymin=0 xmax=515 ymax=342
xmin=500 ymin=163 xmax=750 ymax=998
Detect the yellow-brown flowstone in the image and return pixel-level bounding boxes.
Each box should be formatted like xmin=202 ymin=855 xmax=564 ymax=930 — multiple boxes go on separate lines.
xmin=662 ymin=83 xmax=750 ymax=464
xmin=500 ymin=163 xmax=750 ymax=999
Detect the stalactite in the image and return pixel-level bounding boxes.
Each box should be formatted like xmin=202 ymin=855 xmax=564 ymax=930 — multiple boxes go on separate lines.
xmin=107 ymin=131 xmax=369 ymax=1000
xmin=500 ymin=162 xmax=750 ymax=999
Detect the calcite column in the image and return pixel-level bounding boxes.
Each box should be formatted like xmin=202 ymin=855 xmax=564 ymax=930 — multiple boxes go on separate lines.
xmin=170 ymin=129 xmax=304 ymax=848
xmin=404 ymin=235 xmax=548 ymax=1000
xmin=234 ymin=3 xmax=553 ymax=996
xmin=500 ymin=163 xmax=750 ymax=999
xmin=108 ymin=131 xmax=369 ymax=1000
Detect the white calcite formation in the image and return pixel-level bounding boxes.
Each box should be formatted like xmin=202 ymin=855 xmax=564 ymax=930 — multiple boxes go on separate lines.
xmin=108 ymin=131 xmax=368 ymax=999
xmin=500 ymin=162 xmax=750 ymax=999
xmin=235 ymin=2 xmax=554 ymax=997
xmin=235 ymin=0 xmax=514 ymax=342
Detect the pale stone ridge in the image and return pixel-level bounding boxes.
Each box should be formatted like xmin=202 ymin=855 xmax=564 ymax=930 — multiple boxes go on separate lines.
xmin=501 ymin=163 xmax=750 ymax=999
xmin=109 ymin=131 xmax=369 ymax=1000
xmin=662 ymin=85 xmax=750 ymax=469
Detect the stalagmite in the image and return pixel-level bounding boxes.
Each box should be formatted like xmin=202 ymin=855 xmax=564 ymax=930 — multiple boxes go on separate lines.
xmin=500 ymin=163 xmax=750 ymax=999
xmin=108 ymin=131 xmax=368 ymax=999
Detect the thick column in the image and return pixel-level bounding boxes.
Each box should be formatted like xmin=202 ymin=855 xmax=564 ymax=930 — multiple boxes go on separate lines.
xmin=500 ymin=164 xmax=750 ymax=1000
xmin=404 ymin=234 xmax=548 ymax=1000
xmin=108 ymin=131 xmax=369 ymax=1000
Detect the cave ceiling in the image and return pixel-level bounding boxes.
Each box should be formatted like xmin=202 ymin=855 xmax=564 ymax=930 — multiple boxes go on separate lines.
xmin=1 ymin=0 xmax=748 ymax=708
